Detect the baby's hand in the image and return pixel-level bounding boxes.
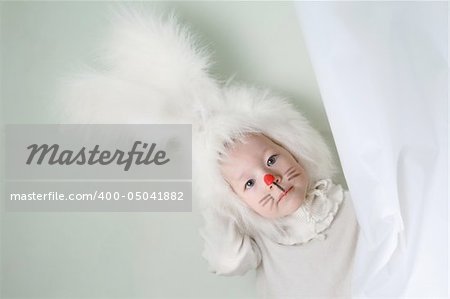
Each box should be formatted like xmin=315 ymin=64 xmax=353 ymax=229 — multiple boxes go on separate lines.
xmin=200 ymin=209 xmax=261 ymax=276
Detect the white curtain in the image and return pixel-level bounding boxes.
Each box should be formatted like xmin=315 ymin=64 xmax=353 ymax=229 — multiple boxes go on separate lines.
xmin=296 ymin=2 xmax=447 ymax=297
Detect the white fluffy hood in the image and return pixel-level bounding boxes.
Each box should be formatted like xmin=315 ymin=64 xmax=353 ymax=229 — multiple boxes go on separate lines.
xmin=57 ymin=8 xmax=336 ymax=243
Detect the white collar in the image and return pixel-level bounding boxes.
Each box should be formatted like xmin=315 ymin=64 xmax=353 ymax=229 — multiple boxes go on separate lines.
xmin=263 ymin=179 xmax=345 ymax=246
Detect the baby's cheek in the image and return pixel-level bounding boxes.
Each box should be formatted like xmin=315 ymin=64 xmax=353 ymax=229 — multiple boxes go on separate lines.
xmin=244 ymin=197 xmax=260 ymax=212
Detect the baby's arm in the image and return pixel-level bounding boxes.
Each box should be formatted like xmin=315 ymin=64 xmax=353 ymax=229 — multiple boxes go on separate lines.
xmin=200 ymin=209 xmax=262 ymax=276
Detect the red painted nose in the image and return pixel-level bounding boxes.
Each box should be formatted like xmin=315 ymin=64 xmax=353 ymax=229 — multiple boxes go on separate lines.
xmin=264 ymin=174 xmax=275 ymax=186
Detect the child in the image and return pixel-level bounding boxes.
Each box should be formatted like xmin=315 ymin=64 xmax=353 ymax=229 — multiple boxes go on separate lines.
xmin=189 ymin=72 xmax=359 ymax=299
xmin=60 ymin=8 xmax=360 ymax=298
xmin=200 ymin=130 xmax=359 ymax=298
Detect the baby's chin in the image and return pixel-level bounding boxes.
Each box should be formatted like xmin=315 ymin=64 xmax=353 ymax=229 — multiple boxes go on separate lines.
xmin=262 ymin=194 xmax=304 ymax=219
xmin=278 ymin=195 xmax=304 ymax=217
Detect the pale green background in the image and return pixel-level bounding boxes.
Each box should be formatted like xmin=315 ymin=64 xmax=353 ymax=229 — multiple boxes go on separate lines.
xmin=1 ymin=1 xmax=345 ymax=298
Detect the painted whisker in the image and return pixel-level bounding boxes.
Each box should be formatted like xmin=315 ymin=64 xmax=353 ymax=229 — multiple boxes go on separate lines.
xmin=259 ymin=194 xmax=271 ymax=204
xmin=261 ymin=198 xmax=271 ymax=207
xmin=284 ymin=166 xmax=295 ymax=176
xmin=288 ymin=173 xmax=300 ymax=181
xmin=269 ymin=196 xmax=275 ymax=209
xmin=285 ymin=168 xmax=297 ymax=177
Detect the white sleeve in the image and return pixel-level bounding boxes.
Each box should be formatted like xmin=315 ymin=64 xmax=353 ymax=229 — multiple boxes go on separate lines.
xmin=200 ymin=210 xmax=262 ymax=276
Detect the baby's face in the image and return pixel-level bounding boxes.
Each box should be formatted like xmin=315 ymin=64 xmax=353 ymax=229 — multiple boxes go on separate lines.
xmin=220 ymin=134 xmax=309 ymax=219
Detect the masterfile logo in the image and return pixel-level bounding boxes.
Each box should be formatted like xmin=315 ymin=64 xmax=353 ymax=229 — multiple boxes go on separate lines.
xmin=26 ymin=141 xmax=170 ymax=171
xmin=5 ymin=124 xmax=192 ymax=212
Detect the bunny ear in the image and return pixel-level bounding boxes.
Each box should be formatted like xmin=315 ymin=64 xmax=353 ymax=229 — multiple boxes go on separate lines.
xmin=56 ymin=6 xmax=220 ymax=125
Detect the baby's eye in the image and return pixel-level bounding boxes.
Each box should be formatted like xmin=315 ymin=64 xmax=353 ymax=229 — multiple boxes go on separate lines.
xmin=245 ymin=179 xmax=255 ymax=190
xmin=267 ymin=154 xmax=279 ymax=166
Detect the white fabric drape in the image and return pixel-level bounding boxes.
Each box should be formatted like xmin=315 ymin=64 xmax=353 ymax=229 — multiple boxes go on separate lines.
xmin=296 ymin=2 xmax=447 ymax=298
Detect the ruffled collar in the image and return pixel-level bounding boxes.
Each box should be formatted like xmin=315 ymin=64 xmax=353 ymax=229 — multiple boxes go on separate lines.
xmin=262 ymin=179 xmax=345 ymax=246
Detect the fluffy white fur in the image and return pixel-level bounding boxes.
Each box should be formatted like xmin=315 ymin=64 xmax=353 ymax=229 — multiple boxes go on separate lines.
xmin=58 ymin=8 xmax=336 ymax=244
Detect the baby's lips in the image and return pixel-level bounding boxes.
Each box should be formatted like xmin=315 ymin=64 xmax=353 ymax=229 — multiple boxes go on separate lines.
xmin=278 ymin=186 xmax=294 ymax=202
